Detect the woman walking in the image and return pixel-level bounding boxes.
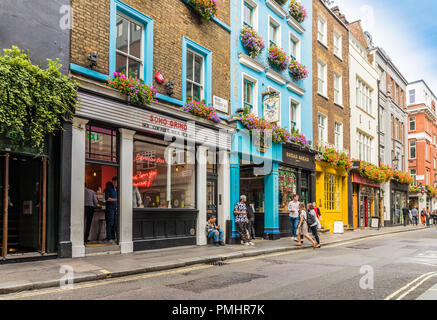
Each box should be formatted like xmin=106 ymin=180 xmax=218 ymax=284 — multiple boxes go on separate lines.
xmin=308 ymin=203 xmax=321 ymax=247
xmin=295 ymin=203 xmax=319 ymax=248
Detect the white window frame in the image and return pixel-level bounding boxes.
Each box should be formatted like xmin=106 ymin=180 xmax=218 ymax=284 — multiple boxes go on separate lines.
xmin=289 ymin=98 xmax=301 ymax=131
xmin=268 ymin=16 xmax=281 ymax=48
xmin=410 ymin=169 xmax=417 ymax=185
xmin=317 ymin=14 xmax=327 ymax=46
xmin=333 ymin=31 xmax=342 ymax=59
xmin=318 ymin=113 xmax=328 ymax=145
xmin=334 ymin=72 xmax=342 ymax=105
xmin=334 ymin=121 xmax=343 ymax=152
xmin=409 ymin=117 xmax=416 ymax=131
xmin=242 ymin=0 xmax=258 ymax=30
xmin=186 ymin=49 xmax=205 ymax=101
xmin=115 ymin=12 xmax=145 ymax=79
xmin=356 ymin=77 xmax=372 ymax=113
xmin=410 ymin=141 xmax=416 ymax=159
xmin=242 ymin=73 xmax=258 ymax=116
xmin=289 ymin=32 xmax=301 ymax=62
xmin=317 ymin=59 xmax=327 ymax=96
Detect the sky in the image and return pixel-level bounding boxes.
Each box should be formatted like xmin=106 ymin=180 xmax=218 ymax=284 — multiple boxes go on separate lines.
xmin=329 ymin=0 xmax=437 ymax=94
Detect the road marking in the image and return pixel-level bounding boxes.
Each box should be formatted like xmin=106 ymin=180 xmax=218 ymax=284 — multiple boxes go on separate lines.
xmin=0 ymin=264 xmax=213 ymax=300
xmin=99 ymin=269 xmax=112 ymax=278
xmin=384 ymin=272 xmax=437 ymax=300
xmin=396 ymin=273 xmax=437 ymax=300
xmin=1 ymin=229 xmax=429 ymax=299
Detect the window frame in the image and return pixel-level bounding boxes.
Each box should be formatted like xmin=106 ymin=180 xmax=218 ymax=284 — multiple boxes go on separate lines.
xmin=409 ymin=117 xmax=416 ymax=131
xmin=268 ymin=16 xmax=281 ymax=48
xmin=317 ymin=15 xmax=327 ymax=46
xmin=334 ymin=121 xmax=343 ymax=152
xmin=243 ymin=1 xmax=254 ymax=28
xmin=289 ymin=99 xmax=301 ymax=131
xmin=186 ymin=49 xmax=205 ymax=102
xmin=410 ymin=140 xmax=416 ymax=159
xmin=333 ymin=31 xmax=342 ymax=58
xmin=318 ymin=113 xmax=328 ymax=145
xmin=109 ymin=0 xmax=154 ymax=85
xmin=317 ymin=59 xmax=327 ymax=96
xmin=334 ymin=72 xmax=342 ymax=105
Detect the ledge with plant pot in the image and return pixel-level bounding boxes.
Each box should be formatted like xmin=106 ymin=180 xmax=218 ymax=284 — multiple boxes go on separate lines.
xmin=265 ymin=0 xmax=288 ymax=19
xmin=238 ymin=52 xmax=266 ymax=73
xmin=286 ymin=81 xmax=305 ymax=96
xmin=265 ymin=68 xmax=288 ymax=86
xmin=286 ymin=15 xmax=305 ymax=34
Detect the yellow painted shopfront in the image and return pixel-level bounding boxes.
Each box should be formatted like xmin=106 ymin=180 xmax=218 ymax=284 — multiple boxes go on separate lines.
xmin=315 ymin=161 xmax=349 ymax=233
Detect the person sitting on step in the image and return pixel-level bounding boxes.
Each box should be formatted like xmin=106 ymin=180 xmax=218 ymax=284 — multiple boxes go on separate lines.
xmin=206 ymin=215 xmax=225 ymax=246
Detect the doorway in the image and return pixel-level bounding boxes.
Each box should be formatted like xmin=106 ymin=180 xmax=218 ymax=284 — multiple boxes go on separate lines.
xmin=0 ymin=153 xmax=47 ymax=258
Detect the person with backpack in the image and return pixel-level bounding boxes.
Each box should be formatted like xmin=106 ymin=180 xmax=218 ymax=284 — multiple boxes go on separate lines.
xmin=295 ymin=203 xmax=319 ymax=248
xmin=308 ymin=203 xmax=321 ymax=247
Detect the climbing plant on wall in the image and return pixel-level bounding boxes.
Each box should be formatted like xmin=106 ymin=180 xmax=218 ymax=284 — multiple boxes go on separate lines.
xmin=0 ymin=46 xmax=78 ymax=152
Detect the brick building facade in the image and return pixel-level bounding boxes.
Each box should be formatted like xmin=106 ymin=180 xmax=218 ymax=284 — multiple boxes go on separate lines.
xmin=67 ymin=0 xmax=234 ymax=258
xmin=407 ymin=80 xmax=437 ymax=212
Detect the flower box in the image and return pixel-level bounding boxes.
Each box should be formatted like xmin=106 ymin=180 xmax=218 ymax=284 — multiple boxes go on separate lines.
xmin=181 ymin=98 xmax=221 ymax=123
xmin=240 ymin=25 xmax=265 ymax=59
xmin=288 ymin=59 xmax=309 ymax=81
xmin=268 ymin=44 xmax=290 ymax=72
xmin=106 ymin=72 xmax=157 ymax=106
xmin=188 ymin=0 xmax=219 ymax=22
xmin=289 ymin=0 xmax=308 ymax=23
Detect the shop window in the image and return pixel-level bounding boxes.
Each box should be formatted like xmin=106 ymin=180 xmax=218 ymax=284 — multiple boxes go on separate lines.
xmin=278 ymin=167 xmax=297 ymax=212
xmin=240 ymin=167 xmax=264 ymax=213
xmin=133 ymin=138 xmax=195 ymax=209
xmin=86 ymin=126 xmax=118 ymax=163
xmin=324 ymin=174 xmax=339 ymax=211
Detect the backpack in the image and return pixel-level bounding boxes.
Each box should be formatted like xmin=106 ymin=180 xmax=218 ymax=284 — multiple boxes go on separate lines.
xmin=306 ymin=210 xmax=317 ymax=227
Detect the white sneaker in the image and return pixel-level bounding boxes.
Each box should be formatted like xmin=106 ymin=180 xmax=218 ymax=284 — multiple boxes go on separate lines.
xmin=244 ymin=242 xmax=250 ymax=246
xmin=249 ymin=242 xmax=255 ymax=246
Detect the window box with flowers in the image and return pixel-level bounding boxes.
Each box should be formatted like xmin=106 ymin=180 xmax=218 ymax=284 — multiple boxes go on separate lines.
xmin=187 ymin=0 xmax=219 ymax=23
xmin=409 ymin=186 xmax=420 ymax=194
xmin=181 ymin=98 xmax=221 ymax=123
xmin=268 ymin=44 xmax=290 ymax=72
xmin=358 ymin=162 xmax=392 ymax=184
xmin=288 ymin=59 xmax=309 ymax=82
xmin=393 ymin=170 xmax=414 ymax=185
xmin=289 ymin=0 xmax=307 ymax=23
xmin=426 ymin=185 xmax=437 ymax=197
xmin=240 ymin=25 xmax=265 ymax=59
xmin=107 ymin=72 xmax=157 ymax=106
xmin=319 ymin=146 xmax=352 ymax=171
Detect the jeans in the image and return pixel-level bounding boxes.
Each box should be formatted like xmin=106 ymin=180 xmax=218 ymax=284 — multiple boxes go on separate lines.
xmin=84 ymin=206 xmax=95 ymax=242
xmin=413 ymin=216 xmax=418 ymax=225
xmin=105 ymin=207 xmax=117 ymax=241
xmin=289 ymin=217 xmax=299 ymax=238
xmin=208 ymin=229 xmax=224 ymax=242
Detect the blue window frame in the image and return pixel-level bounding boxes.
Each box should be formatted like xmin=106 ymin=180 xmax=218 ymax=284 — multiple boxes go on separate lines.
xmin=182 ymin=37 xmax=212 ymax=105
xmin=243 ymin=2 xmax=254 ymax=28
xmin=109 ymin=0 xmax=153 ymax=84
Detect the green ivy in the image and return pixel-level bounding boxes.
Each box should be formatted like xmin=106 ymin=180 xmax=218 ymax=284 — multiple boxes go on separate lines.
xmin=0 ymin=46 xmax=78 ymax=152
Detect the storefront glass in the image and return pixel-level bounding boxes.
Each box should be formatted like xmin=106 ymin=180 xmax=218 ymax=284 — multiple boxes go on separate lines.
xmin=133 ymin=137 xmax=195 ymax=209
xmin=393 ymin=191 xmax=406 ymax=225
xmin=240 ymin=167 xmax=264 ymax=213
xmin=278 ymin=166 xmax=297 ymax=212
xmin=86 ymin=126 xmax=117 ymax=163
xmin=325 ymin=174 xmax=339 ymax=211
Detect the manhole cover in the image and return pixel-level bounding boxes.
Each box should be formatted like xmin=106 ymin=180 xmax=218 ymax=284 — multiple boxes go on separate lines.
xmin=167 ymin=272 xmax=267 ymax=293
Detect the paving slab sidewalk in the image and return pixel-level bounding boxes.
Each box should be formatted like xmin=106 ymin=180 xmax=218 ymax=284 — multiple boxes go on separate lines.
xmin=0 ymin=225 xmax=428 ymax=295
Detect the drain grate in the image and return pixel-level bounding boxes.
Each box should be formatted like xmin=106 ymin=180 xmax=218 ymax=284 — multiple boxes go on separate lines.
xmin=206 ymin=260 xmax=228 ymax=266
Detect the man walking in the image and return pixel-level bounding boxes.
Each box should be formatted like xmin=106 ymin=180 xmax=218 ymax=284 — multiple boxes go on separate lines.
xmin=84 ymin=184 xmax=98 ymax=243
xmin=104 ymin=177 xmax=118 ymax=244
xmin=288 ymin=195 xmax=300 ymax=242
xmin=402 ymin=205 xmax=410 ymax=227
xmin=411 ymin=207 xmax=418 ymax=226
xmin=233 ymin=195 xmax=253 ymax=246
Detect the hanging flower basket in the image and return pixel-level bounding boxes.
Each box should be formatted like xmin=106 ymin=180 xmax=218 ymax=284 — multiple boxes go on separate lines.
xmin=393 ymin=170 xmax=414 ymax=185
xmin=181 ymin=98 xmax=221 ymax=123
xmin=288 ymin=128 xmax=311 ymax=148
xmin=288 ymin=59 xmax=309 ymax=81
xmin=320 ymin=147 xmax=352 ymax=171
xmin=188 ymin=0 xmax=219 ymax=23
xmin=359 ymin=161 xmax=390 ymax=183
xmin=268 ymin=44 xmax=290 ymax=72
xmin=240 ymin=25 xmax=265 ymax=59
xmin=289 ymin=0 xmax=308 ymax=23
xmin=409 ymin=186 xmax=420 ymax=194
xmin=107 ymin=72 xmax=157 ymax=106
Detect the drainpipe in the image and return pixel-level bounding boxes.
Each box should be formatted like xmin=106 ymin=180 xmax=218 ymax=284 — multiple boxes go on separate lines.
xmin=377 ymin=79 xmax=383 ymax=226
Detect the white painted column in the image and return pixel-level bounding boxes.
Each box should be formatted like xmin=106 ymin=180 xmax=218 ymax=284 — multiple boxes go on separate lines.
xmin=196 ymin=146 xmax=208 ymax=245
xmin=119 ymin=128 xmax=135 ymax=254
xmin=218 ymin=150 xmax=230 ymax=241
xmin=70 ymin=117 xmax=88 ymax=258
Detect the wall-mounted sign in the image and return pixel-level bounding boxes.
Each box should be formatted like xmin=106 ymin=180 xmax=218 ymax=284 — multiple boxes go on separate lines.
xmin=253 ymin=130 xmax=272 ymax=153
xmin=282 ymin=147 xmax=315 ymax=170
xmin=213 ymin=96 xmax=228 ymax=113
xmin=416 ymin=175 xmax=425 ymax=181
xmin=263 ymin=92 xmax=280 ymax=123
xmin=182 ymin=170 xmax=192 ymax=177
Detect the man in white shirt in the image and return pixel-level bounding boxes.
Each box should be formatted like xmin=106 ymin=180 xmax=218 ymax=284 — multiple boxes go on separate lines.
xmin=288 ymin=195 xmax=300 ymax=241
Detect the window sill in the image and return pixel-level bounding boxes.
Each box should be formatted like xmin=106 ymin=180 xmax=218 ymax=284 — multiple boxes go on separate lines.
xmin=334 ymin=54 xmax=343 ymax=62
xmin=334 ymin=102 xmax=344 ymax=109
xmin=318 ymin=40 xmax=329 ymax=50
xmin=318 ymin=92 xmax=329 ymax=101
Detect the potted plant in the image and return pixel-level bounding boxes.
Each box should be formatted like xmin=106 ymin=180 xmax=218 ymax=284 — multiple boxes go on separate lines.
xmin=288 ymin=59 xmax=309 ymax=81
xmin=181 ymin=98 xmax=221 ymax=123
xmin=268 ymin=44 xmax=290 ymax=72
xmin=107 ymin=72 xmax=157 ymax=106
xmin=289 ymin=0 xmax=308 ymax=23
xmin=188 ymin=0 xmax=219 ymax=22
xmin=240 ymin=25 xmax=265 ymax=59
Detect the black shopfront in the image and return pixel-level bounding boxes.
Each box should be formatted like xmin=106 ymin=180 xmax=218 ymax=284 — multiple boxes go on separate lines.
xmin=388 ymin=180 xmax=409 ymax=227
xmin=278 ymin=144 xmax=316 ymax=238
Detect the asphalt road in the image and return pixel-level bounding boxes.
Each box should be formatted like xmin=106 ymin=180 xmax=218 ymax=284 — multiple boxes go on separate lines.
xmin=3 ymin=228 xmax=437 ymax=300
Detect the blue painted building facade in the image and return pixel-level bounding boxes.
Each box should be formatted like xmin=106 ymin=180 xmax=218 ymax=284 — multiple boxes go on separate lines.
xmin=229 ymin=0 xmax=313 ymax=241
